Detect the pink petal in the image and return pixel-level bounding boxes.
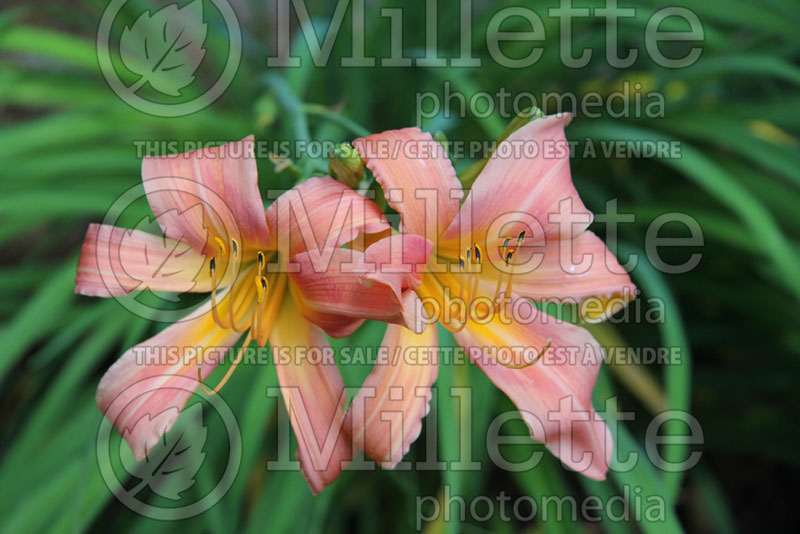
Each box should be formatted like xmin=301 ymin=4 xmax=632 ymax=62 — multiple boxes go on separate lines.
xmin=440 ymin=114 xmax=593 ymax=250
xmin=509 ymin=231 xmax=637 ymax=321
xmin=265 ymin=176 xmax=389 ymax=258
xmin=142 ymin=135 xmax=270 ymax=256
xmin=346 ymin=295 xmax=438 ymax=468
xmin=76 ymin=223 xmax=212 ymax=297
xmin=359 ymin=233 xmax=433 ymax=296
xmin=269 ymin=292 xmax=352 ymax=494
xmin=454 ymin=296 xmax=612 ymax=480
xmin=288 ymin=245 xmax=427 ymax=338
xmin=96 ymin=297 xmax=242 ymax=460
xmin=354 ymin=127 xmax=462 ymax=240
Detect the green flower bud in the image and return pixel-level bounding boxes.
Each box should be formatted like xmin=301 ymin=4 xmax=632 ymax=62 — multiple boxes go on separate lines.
xmin=329 ymin=143 xmax=364 ymax=188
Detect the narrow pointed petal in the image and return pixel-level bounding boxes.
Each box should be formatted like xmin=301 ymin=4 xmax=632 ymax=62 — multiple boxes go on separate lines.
xmin=454 ymin=296 xmax=612 ymax=480
xmin=142 ymin=135 xmax=270 ymax=256
xmin=270 ymin=292 xmax=352 ymax=494
xmin=346 ymin=296 xmax=438 ymax=468
xmin=354 ymin=127 xmax=462 ymax=240
xmin=440 ymin=114 xmax=593 ymax=250
xmin=265 ymin=176 xmax=389 ymax=258
xmin=288 ymin=244 xmax=428 ymax=338
xmin=508 ymin=231 xmax=637 ymax=321
xmin=76 ymin=223 xmax=212 ymax=297
xmin=96 ymin=297 xmax=242 ymax=460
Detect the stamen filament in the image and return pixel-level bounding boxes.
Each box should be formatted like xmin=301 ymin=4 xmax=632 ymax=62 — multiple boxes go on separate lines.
xmin=466 ymin=243 xmax=481 ymax=308
xmin=443 ymin=242 xmax=485 ymax=333
xmin=458 ymin=256 xmax=466 ymax=303
xmin=492 ymin=275 xmax=504 ymax=304
xmin=198 ymin=330 xmax=252 ymax=395
xmin=439 ymin=318 xmax=468 ymax=333
xmin=251 ymin=294 xmax=267 ymax=345
xmin=503 ymin=250 xmax=515 ymax=302
xmin=227 ymin=283 xmax=251 ymax=333
xmin=242 ymin=275 xmax=270 ymax=339
xmin=209 ymin=257 xmax=231 ymax=329
xmin=488 ymin=338 xmax=552 ymax=369
xmin=227 ymin=239 xmax=249 ymax=332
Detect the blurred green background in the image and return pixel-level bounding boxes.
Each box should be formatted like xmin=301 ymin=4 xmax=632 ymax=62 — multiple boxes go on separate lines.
xmin=1 ymin=0 xmax=799 ymax=532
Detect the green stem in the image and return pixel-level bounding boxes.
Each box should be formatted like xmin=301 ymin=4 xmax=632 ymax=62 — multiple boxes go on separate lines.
xmin=263 ymin=73 xmax=311 ymax=179
xmin=302 ymin=104 xmax=370 ymax=137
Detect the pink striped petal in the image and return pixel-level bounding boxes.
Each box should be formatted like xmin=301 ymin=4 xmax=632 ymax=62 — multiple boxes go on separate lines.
xmin=142 ymin=135 xmax=270 ymax=256
xmin=288 ymin=245 xmax=427 ymax=338
xmin=346 ymin=296 xmax=438 ymax=468
xmin=269 ymin=292 xmax=352 ymax=494
xmin=265 ymin=176 xmax=388 ymax=258
xmin=354 ymin=127 xmax=462 ymax=240
xmin=509 ymin=231 xmax=637 ymax=321
xmin=96 ymin=297 xmax=242 ymax=460
xmin=360 ymin=233 xmax=433 ymax=294
xmin=76 ymin=223 xmax=212 ymax=297
xmin=440 ymin=114 xmax=593 ymax=249
xmin=454 ymin=296 xmax=612 ymax=480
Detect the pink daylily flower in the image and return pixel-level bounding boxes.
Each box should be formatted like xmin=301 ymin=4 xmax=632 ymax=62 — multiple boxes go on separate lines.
xmin=76 ymin=136 xmax=417 ymax=493
xmin=346 ymin=114 xmax=637 ymax=479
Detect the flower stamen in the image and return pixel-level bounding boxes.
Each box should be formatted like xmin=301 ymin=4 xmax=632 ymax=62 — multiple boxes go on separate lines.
xmin=213 ymin=236 xmax=227 ymax=257
xmin=198 ymin=330 xmax=252 ymax=396
xmin=441 ymin=243 xmax=486 ymax=333
xmin=485 ymin=338 xmax=552 ymax=369
xmin=255 ymin=275 xmax=269 ymax=304
xmin=251 ymin=275 xmax=270 ymax=338
xmin=493 ymin=233 xmax=524 ymax=310
xmin=504 ymin=250 xmax=516 ymax=299
xmin=227 ymin=238 xmax=250 ymax=332
xmin=467 ymin=243 xmax=481 ymax=309
xmin=257 ymin=251 xmax=265 ymax=276
xmin=209 ymin=257 xmax=231 ymax=329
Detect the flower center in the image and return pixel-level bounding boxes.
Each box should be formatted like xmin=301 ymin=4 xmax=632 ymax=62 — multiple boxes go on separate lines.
xmin=436 ymin=230 xmax=527 ymax=334
xmin=429 ymin=230 xmax=548 ymax=369
xmin=208 ymin=237 xmax=272 ymax=337
xmin=201 ymin=237 xmax=279 ymax=396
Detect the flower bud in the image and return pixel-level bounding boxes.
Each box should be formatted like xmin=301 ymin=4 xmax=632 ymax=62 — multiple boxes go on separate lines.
xmin=329 ymin=143 xmax=364 ymax=188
